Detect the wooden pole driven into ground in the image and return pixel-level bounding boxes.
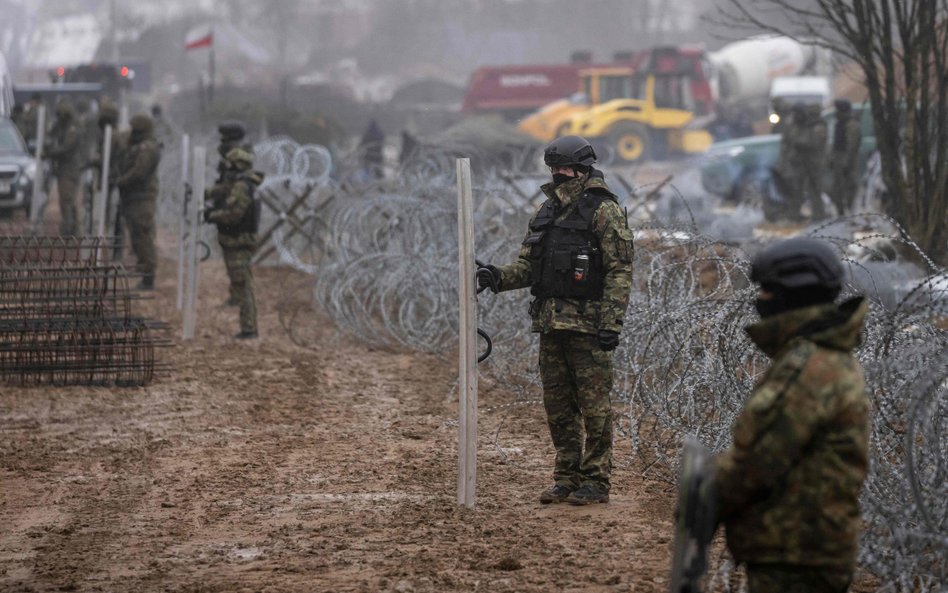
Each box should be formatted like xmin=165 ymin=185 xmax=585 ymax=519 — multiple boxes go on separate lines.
xmin=456 ymin=158 xmax=477 ymax=508
xmin=177 ymin=134 xmax=190 ymax=311
xmin=92 ymin=125 xmax=112 ymax=238
xmin=183 ymin=146 xmax=205 ymax=340
xmin=29 ymin=105 xmax=47 ymax=229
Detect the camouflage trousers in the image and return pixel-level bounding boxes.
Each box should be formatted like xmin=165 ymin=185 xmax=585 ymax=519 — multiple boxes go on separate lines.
xmin=120 ymin=198 xmax=157 ymax=277
xmin=56 ymin=173 xmax=80 ymax=236
xmin=222 ymin=247 xmax=257 ymax=334
xmin=746 ymin=564 xmax=852 ymax=593
xmin=829 ymin=165 xmax=858 ymax=216
xmin=539 ymin=330 xmax=614 ymax=492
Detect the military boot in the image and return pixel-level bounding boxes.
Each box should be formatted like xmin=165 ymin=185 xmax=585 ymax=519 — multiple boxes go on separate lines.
xmin=137 ymin=275 xmax=154 ymax=291
xmin=539 ymin=484 xmax=575 ymax=504
xmin=565 ymin=485 xmax=609 ymax=505
xmin=235 ymin=330 xmax=258 ymax=340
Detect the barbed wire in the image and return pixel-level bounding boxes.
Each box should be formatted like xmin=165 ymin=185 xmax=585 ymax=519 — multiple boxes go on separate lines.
xmin=152 ymin=133 xmax=945 ymax=590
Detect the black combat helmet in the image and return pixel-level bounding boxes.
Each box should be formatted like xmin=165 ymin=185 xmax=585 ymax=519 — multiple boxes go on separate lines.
xmin=218 ymin=121 xmax=246 ymax=141
xmin=751 ymin=238 xmax=844 ymax=316
xmin=544 ymin=135 xmax=597 ymax=168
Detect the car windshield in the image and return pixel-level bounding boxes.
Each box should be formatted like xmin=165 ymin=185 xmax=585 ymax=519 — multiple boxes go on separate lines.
xmin=0 ymin=121 xmax=27 ymax=155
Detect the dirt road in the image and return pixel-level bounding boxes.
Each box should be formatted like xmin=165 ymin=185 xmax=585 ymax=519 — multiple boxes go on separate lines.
xmin=1 ymin=252 xmax=678 ymax=593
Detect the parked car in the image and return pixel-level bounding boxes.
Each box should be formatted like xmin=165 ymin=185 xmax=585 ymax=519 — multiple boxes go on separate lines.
xmin=0 ymin=117 xmax=38 ymax=217
xmin=700 ymin=102 xmax=877 ymax=204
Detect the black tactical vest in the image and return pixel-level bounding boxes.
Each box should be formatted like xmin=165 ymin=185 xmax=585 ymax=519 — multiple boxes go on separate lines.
xmin=525 ymin=190 xmax=615 ymax=300
xmin=218 ymin=175 xmax=260 ymax=236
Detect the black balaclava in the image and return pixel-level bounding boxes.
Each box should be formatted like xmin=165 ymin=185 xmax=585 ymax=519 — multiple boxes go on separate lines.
xmin=552 ymin=164 xmax=589 ymax=186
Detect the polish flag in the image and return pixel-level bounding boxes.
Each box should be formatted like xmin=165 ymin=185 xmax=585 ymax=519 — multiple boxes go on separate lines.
xmin=185 ymin=27 xmax=213 ymax=51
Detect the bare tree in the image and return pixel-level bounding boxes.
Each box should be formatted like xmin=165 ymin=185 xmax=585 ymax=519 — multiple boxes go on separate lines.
xmin=719 ymin=0 xmax=948 ymax=264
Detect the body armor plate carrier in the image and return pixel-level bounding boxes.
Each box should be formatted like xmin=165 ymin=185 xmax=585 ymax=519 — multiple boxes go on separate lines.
xmin=525 ymin=190 xmax=615 ymax=300
xmin=217 ymin=175 xmax=261 ymax=236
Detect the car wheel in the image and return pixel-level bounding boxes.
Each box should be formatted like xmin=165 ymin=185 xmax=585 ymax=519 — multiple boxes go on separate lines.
xmin=608 ymin=122 xmax=651 ymax=163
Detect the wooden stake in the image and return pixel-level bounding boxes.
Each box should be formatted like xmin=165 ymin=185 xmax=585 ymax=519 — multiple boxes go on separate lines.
xmin=91 ymin=125 xmax=112 ymax=237
xmin=183 ymin=146 xmax=205 ymax=340
xmin=176 ymin=134 xmax=190 ymax=311
xmin=29 ymin=104 xmax=46 ymax=229
xmin=456 ymin=158 xmax=477 ymax=508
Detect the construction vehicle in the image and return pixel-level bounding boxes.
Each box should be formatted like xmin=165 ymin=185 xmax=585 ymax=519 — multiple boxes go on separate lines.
xmin=558 ymin=38 xmax=831 ymax=162
xmin=517 ymin=65 xmax=643 ymax=143
xmin=565 ymin=47 xmax=716 ymax=162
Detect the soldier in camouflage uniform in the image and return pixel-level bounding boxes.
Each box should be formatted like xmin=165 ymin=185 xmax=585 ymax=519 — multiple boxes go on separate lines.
xmin=115 ymin=114 xmax=161 ymax=290
xmin=205 ymin=148 xmax=263 ymax=339
xmin=14 ymin=93 xmax=42 ymax=147
xmin=799 ymin=104 xmax=828 ymax=220
xmin=478 ymin=135 xmax=634 ymax=505
xmin=713 ymin=237 xmax=869 ymax=593
xmin=828 ymin=100 xmax=862 ymax=216
xmin=45 ymin=102 xmax=82 ymax=235
xmin=213 ymin=122 xmax=253 ymax=306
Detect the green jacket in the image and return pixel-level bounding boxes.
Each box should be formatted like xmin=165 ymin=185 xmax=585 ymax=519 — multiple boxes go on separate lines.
xmin=117 ymin=135 xmax=160 ymax=202
xmin=46 ymin=119 xmax=81 ymax=176
xmin=497 ymin=172 xmax=633 ymax=334
xmin=207 ymin=171 xmax=263 ymax=250
xmin=829 ymin=117 xmax=861 ymax=174
xmin=714 ymin=298 xmax=870 ymax=570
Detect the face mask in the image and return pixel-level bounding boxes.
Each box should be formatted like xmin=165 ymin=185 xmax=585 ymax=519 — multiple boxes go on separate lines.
xmin=552 ymin=173 xmax=573 ymax=185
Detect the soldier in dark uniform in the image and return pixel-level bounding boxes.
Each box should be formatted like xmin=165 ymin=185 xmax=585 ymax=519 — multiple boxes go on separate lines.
xmin=800 ymin=104 xmax=828 ymax=220
xmin=478 ymin=135 xmax=634 ymax=505
xmin=45 ymin=101 xmax=82 ymax=235
xmin=205 ymin=148 xmax=263 ymax=339
xmin=115 ymin=113 xmax=161 ymax=289
xmin=713 ymin=238 xmax=869 ymax=593
xmin=828 ymin=100 xmax=862 ymax=216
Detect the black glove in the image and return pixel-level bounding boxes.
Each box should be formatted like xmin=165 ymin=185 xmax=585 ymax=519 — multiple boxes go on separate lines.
xmin=597 ymin=330 xmax=620 ymax=351
xmin=476 ymin=264 xmax=501 ymax=294
xmin=203 ymin=208 xmax=214 ymax=223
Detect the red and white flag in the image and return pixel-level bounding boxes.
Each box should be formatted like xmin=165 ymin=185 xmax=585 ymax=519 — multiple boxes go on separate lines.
xmin=185 ymin=27 xmax=213 ymax=51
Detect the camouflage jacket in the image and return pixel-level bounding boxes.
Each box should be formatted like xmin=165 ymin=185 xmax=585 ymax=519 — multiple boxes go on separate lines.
xmin=117 ymin=136 xmax=160 ymax=202
xmin=45 ymin=120 xmax=81 ymax=176
xmin=714 ymin=297 xmax=870 ymax=569
xmin=207 ymin=171 xmax=263 ymax=249
xmin=829 ymin=117 xmax=861 ymax=174
xmin=497 ymin=172 xmax=633 ymax=334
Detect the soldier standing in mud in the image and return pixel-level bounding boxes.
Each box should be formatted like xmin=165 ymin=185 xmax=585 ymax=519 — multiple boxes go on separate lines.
xmin=713 ymin=237 xmax=869 ymax=593
xmin=477 ymin=135 xmax=634 ymax=505
xmin=205 ymin=148 xmax=263 ymax=340
xmin=828 ymin=100 xmax=862 ymax=216
xmin=115 ymin=113 xmax=161 ymax=290
xmin=212 ymin=122 xmax=253 ymax=305
xmin=45 ymin=101 xmax=82 ymax=236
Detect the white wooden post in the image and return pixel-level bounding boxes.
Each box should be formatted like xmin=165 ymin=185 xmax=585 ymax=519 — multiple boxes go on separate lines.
xmin=456 ymin=158 xmax=477 ymax=508
xmin=91 ymin=125 xmax=112 ymax=237
xmin=29 ymin=104 xmax=47 ymax=228
xmin=176 ymin=134 xmax=190 ymax=310
xmin=182 ymin=146 xmax=205 ymax=340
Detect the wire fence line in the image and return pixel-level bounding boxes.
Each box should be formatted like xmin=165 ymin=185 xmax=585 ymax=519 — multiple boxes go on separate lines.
xmin=153 ymin=135 xmax=945 ymax=591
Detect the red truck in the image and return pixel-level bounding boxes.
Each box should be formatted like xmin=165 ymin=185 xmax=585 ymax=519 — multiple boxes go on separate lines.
xmin=461 ymin=54 xmax=643 ymax=120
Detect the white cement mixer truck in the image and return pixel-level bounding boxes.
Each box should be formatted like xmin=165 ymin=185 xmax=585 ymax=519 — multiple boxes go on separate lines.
xmin=708 ymin=35 xmax=833 ymax=127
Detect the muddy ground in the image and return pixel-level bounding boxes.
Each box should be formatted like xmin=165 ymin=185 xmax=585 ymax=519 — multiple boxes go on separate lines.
xmin=0 ymin=228 xmax=689 ymax=593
